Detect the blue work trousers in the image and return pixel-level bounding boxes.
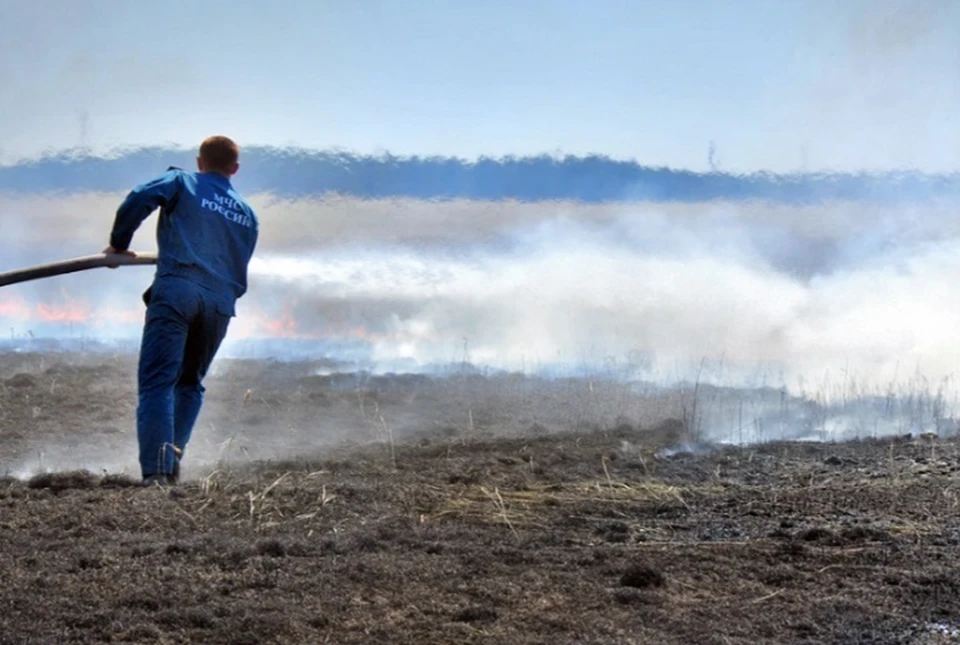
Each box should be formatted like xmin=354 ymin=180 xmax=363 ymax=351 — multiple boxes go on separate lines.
xmin=136 ymin=276 xmax=233 ymax=477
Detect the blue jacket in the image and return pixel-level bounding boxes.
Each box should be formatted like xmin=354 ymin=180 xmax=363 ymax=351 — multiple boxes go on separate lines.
xmin=110 ymin=167 xmax=259 ymax=305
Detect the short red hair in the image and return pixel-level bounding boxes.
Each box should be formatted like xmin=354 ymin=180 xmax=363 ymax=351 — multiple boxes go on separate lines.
xmin=199 ymin=136 xmax=240 ymax=173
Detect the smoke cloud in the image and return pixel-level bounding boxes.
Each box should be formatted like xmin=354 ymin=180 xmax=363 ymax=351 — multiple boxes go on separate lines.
xmin=3 ymin=170 xmax=960 ymax=399
xmin=3 ymin=151 xmax=960 ymax=482
xmin=236 ymin=196 xmax=960 ymax=390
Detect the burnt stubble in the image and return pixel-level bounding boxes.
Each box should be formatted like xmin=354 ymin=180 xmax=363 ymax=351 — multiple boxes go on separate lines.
xmin=0 ymin=351 xmax=957 ymax=644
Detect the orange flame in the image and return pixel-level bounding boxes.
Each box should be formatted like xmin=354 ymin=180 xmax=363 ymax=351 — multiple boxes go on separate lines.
xmin=262 ymin=303 xmax=299 ymax=337
xmin=0 ymin=293 xmax=141 ymax=328
xmin=0 ymin=294 xmax=395 ymax=344
xmin=36 ymin=302 xmax=91 ymax=323
xmin=0 ymin=295 xmax=31 ymax=319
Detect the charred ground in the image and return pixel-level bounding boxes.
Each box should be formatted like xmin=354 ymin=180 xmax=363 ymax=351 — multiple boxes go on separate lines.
xmin=1 ymin=351 xmax=960 ymax=644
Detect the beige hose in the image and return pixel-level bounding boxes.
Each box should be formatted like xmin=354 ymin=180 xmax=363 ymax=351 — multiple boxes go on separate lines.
xmin=0 ymin=252 xmax=158 ymax=288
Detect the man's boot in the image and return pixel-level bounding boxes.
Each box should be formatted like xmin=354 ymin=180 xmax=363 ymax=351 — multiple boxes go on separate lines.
xmin=170 ymin=445 xmax=183 ymax=484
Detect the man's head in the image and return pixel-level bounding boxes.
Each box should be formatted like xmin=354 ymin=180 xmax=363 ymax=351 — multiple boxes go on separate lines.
xmin=197 ymin=135 xmax=240 ymax=176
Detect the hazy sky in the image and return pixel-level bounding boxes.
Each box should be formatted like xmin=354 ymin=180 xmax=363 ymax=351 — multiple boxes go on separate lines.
xmin=1 ymin=0 xmax=958 ymax=172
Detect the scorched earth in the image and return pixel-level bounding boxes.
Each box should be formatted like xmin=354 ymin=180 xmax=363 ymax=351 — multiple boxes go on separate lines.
xmin=0 ymin=350 xmax=959 ymax=644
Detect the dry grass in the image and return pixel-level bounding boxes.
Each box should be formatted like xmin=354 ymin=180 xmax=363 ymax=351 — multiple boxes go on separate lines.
xmin=423 ymin=477 xmax=713 ymax=528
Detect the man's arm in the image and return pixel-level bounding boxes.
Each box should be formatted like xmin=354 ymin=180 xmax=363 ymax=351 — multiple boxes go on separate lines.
xmin=108 ymin=169 xmax=182 ymax=252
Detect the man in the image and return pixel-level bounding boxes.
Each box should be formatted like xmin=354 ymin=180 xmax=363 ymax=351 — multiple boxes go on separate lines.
xmin=105 ymin=136 xmax=259 ymax=486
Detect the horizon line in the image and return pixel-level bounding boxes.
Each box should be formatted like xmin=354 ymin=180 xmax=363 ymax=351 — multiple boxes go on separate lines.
xmin=4 ymin=144 xmax=960 ymax=180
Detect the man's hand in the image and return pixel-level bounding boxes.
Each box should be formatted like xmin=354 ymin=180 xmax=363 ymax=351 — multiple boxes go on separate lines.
xmin=103 ymin=245 xmax=137 ymax=269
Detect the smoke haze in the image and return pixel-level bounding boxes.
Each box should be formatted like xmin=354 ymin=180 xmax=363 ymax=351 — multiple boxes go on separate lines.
xmin=2 ymin=151 xmax=960 ymax=399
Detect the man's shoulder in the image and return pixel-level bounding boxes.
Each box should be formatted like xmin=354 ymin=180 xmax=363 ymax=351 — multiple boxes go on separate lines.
xmin=157 ymin=166 xmax=196 ymax=188
xmin=165 ymin=166 xmax=198 ymax=181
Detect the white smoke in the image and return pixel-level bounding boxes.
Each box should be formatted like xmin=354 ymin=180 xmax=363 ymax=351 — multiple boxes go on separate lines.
xmin=5 ymin=192 xmax=960 ymax=434
xmin=226 ymin=196 xmax=960 ymax=392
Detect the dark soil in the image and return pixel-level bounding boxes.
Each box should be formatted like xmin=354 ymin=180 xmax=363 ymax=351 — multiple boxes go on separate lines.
xmin=1 ymin=351 xmax=960 ymax=644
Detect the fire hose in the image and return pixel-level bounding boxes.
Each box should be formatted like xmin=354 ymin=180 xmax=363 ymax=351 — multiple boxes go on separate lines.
xmin=0 ymin=252 xmax=158 ymax=288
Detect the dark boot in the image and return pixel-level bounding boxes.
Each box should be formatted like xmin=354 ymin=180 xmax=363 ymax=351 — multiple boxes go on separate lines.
xmin=170 ymin=446 xmax=183 ymax=484
xmin=141 ymin=473 xmax=173 ymax=487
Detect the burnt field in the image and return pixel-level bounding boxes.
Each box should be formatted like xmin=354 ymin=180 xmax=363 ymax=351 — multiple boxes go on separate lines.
xmin=2 ymin=351 xmax=960 ymax=644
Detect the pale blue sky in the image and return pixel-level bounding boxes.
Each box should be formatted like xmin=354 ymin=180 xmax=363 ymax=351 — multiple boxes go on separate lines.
xmin=1 ymin=0 xmax=958 ymax=172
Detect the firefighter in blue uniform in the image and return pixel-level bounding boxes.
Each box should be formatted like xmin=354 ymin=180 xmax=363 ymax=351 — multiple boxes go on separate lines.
xmin=105 ymin=136 xmax=259 ymax=485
